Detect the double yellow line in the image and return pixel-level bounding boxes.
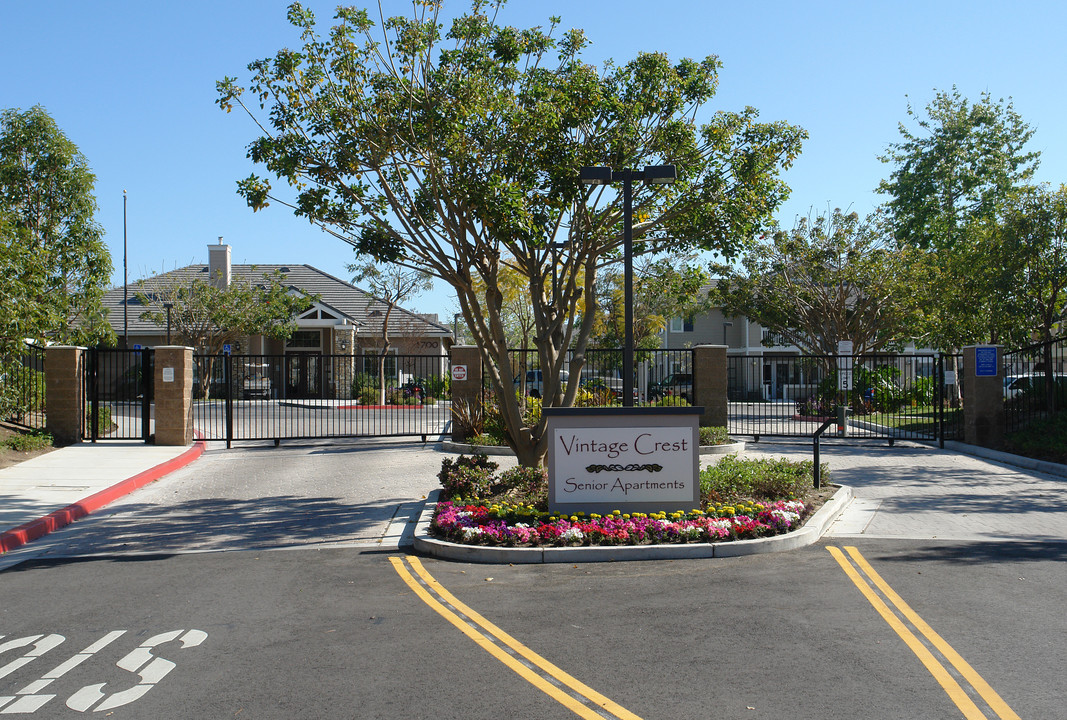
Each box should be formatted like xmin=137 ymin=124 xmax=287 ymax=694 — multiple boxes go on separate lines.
xmin=389 ymin=556 xmax=642 ymax=720
xmin=828 ymin=546 xmax=1020 ymax=720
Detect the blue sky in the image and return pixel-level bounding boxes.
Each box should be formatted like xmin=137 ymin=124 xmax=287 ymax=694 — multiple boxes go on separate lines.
xmin=5 ymin=1 xmax=1066 ymax=317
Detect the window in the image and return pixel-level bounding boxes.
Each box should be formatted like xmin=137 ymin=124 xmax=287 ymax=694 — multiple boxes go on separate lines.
xmin=670 ymin=315 xmax=694 ymax=333
xmin=286 ymin=330 xmax=321 ymax=349
xmin=360 ymin=351 xmax=397 ymax=379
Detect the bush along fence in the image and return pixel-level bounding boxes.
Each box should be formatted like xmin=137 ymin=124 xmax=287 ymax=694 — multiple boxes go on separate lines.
xmin=1 ymin=342 xmax=46 ymax=430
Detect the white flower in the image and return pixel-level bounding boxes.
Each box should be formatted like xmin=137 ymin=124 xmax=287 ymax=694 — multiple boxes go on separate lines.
xmin=461 ymin=527 xmax=485 ymax=541
xmin=561 ymin=528 xmax=584 ymax=542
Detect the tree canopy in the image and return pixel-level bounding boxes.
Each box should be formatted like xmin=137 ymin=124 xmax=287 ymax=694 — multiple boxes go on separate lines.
xmin=878 ymin=87 xmax=1039 ymax=252
xmin=709 ymin=209 xmax=922 ymax=356
xmin=218 ymin=1 xmax=805 ymax=465
xmin=0 ymin=105 xmax=113 ymax=351
xmin=877 ymin=88 xmax=1046 ymax=352
xmin=136 ymin=269 xmax=313 ymax=358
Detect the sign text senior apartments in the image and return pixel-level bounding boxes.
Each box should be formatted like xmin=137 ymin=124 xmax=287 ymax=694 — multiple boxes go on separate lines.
xmin=544 ymin=407 xmax=701 ymax=514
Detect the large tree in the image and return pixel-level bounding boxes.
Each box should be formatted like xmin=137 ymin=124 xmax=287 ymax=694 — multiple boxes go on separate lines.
xmin=878 ymin=87 xmax=1039 ymax=252
xmin=0 ymin=105 xmax=114 ymax=349
xmin=878 ymin=88 xmax=1041 ymax=357
xmin=218 ymin=1 xmax=805 ymax=466
xmin=709 ymin=209 xmax=922 ymax=357
xmin=136 ymin=269 xmax=314 ymax=398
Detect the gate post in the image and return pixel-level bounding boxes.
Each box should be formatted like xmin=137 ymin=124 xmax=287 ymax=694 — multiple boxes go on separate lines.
xmin=693 ymin=344 xmax=727 ymax=427
xmin=154 ymin=346 xmax=194 ymax=446
xmin=45 ymin=346 xmax=86 ymax=446
xmin=962 ymin=345 xmax=1004 ymax=449
xmin=449 ymin=345 xmax=482 ymax=441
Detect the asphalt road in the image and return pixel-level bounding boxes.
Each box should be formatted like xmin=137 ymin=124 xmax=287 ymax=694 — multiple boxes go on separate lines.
xmin=1 ymin=439 xmax=1064 ymax=719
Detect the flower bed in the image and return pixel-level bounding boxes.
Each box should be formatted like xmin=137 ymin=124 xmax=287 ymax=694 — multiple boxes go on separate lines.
xmin=430 ymin=499 xmax=810 ymax=548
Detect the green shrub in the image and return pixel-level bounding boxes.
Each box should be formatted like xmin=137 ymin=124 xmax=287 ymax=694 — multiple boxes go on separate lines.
xmin=699 ymin=426 xmax=731 ymax=445
xmin=497 ymin=465 xmax=548 ymax=496
xmin=1004 ymin=412 xmax=1067 ymax=464
xmin=700 ymin=455 xmax=824 ymax=504
xmin=83 ymin=404 xmax=113 ymax=436
xmin=4 ymin=430 xmax=53 ymax=452
xmin=653 ymin=395 xmax=689 ymax=407
xmin=422 ymin=374 xmax=450 ymax=400
xmin=438 ymin=454 xmax=499 ymax=499
xmin=359 ymin=386 xmax=380 ymax=405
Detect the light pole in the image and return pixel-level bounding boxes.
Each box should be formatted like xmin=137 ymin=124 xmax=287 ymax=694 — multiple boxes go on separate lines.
xmin=453 ymin=313 xmax=464 ymax=344
xmin=164 ymin=302 xmax=173 ymax=344
xmin=123 ymin=190 xmax=128 ymax=348
xmin=580 ymin=165 xmax=676 ymax=406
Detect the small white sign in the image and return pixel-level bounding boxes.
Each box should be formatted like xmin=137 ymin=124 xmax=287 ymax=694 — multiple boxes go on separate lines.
xmin=838 ymin=369 xmax=852 ymax=391
xmin=451 ymin=364 xmax=467 ymax=381
xmin=162 ymin=367 xmax=175 ymax=383
xmin=944 ymin=370 xmax=957 ymax=385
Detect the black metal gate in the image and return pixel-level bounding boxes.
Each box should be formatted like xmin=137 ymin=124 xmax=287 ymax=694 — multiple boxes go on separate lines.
xmin=192 ymin=353 xmax=452 ymax=445
xmin=85 ymin=347 xmax=154 ymax=442
xmin=727 ymin=352 xmax=963 ymax=444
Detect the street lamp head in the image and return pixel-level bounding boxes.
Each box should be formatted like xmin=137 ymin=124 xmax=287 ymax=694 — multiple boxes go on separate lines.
xmin=642 ymin=164 xmax=677 ymax=185
xmin=580 ymin=166 xmax=613 ymax=186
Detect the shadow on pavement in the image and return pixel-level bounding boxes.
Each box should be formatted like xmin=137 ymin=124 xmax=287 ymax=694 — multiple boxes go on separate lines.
xmin=872 ymin=539 xmax=1067 ymax=564
xmin=2 ymin=493 xmax=414 ymax=569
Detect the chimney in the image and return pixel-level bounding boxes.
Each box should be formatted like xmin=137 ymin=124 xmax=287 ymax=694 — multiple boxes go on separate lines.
xmin=208 ymin=237 xmax=231 ymax=289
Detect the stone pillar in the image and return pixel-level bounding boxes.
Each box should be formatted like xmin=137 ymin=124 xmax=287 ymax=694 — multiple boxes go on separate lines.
xmin=154 ymin=346 xmax=194 ymax=446
xmin=963 ymin=345 xmax=1004 ymax=448
xmin=449 ymin=345 xmax=482 ymax=441
xmin=693 ymin=344 xmax=728 ymax=428
xmin=45 ymin=346 xmax=86 ymax=446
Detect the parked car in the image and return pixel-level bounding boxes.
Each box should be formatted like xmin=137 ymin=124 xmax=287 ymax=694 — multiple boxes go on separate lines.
xmin=514 ymin=369 xmax=569 ymax=398
xmin=650 ymin=373 xmax=693 ymax=403
xmin=242 ymin=362 xmax=272 ymax=399
xmin=578 ymin=375 xmax=638 ymax=403
xmin=1004 ymin=373 xmax=1067 ymax=400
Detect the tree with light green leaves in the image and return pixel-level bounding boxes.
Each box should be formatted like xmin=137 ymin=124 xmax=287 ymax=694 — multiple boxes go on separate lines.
xmin=136 ymin=269 xmax=314 ymax=398
xmin=709 ymin=209 xmax=922 ymax=357
xmin=878 ymin=87 xmax=1041 ymax=354
xmin=0 ymin=105 xmax=114 ymax=351
xmin=217 ymin=1 xmax=805 ymax=466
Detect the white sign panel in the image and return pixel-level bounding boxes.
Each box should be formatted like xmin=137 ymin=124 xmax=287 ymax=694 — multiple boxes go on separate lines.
xmin=545 ymin=408 xmax=701 ymax=514
xmin=162 ymin=367 xmax=175 ymax=383
xmin=451 ymin=364 xmax=467 ymax=382
xmin=838 ymin=369 xmax=852 ymax=391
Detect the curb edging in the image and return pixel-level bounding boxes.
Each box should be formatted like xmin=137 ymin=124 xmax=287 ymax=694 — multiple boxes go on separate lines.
xmin=412 ymin=484 xmax=852 ymax=564
xmin=0 ymin=441 xmax=206 ymax=555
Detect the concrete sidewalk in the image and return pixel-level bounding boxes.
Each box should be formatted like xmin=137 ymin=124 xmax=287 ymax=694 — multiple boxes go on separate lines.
xmin=740 ymin=440 xmax=1067 ymax=543
xmin=0 ymin=441 xmax=203 ymax=553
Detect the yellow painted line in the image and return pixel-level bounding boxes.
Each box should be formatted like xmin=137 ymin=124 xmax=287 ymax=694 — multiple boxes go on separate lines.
xmin=390 ymin=556 xmax=641 ymax=720
xmin=827 ymin=546 xmax=988 ymax=720
xmin=844 ymin=547 xmax=1020 ymax=720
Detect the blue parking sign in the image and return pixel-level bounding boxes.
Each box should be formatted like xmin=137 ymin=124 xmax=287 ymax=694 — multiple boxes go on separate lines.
xmin=223 ymin=344 xmax=232 ymax=354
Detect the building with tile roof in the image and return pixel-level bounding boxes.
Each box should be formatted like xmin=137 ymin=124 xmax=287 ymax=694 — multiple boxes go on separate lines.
xmin=99 ymin=241 xmax=452 ymax=399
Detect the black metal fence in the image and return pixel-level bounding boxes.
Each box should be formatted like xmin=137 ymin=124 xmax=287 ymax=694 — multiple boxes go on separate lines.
xmin=1 ymin=342 xmax=46 ymax=429
xmin=503 ymin=348 xmax=694 ymax=405
xmin=727 ymin=353 xmax=960 ymax=443
xmin=192 ymin=353 xmax=452 ymax=445
xmin=1003 ymin=338 xmax=1066 ymax=434
xmin=85 ymin=348 xmax=153 ymax=441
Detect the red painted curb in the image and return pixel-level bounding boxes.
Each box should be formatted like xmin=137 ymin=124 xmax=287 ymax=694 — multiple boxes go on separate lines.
xmin=0 ymin=441 xmax=206 ymax=555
